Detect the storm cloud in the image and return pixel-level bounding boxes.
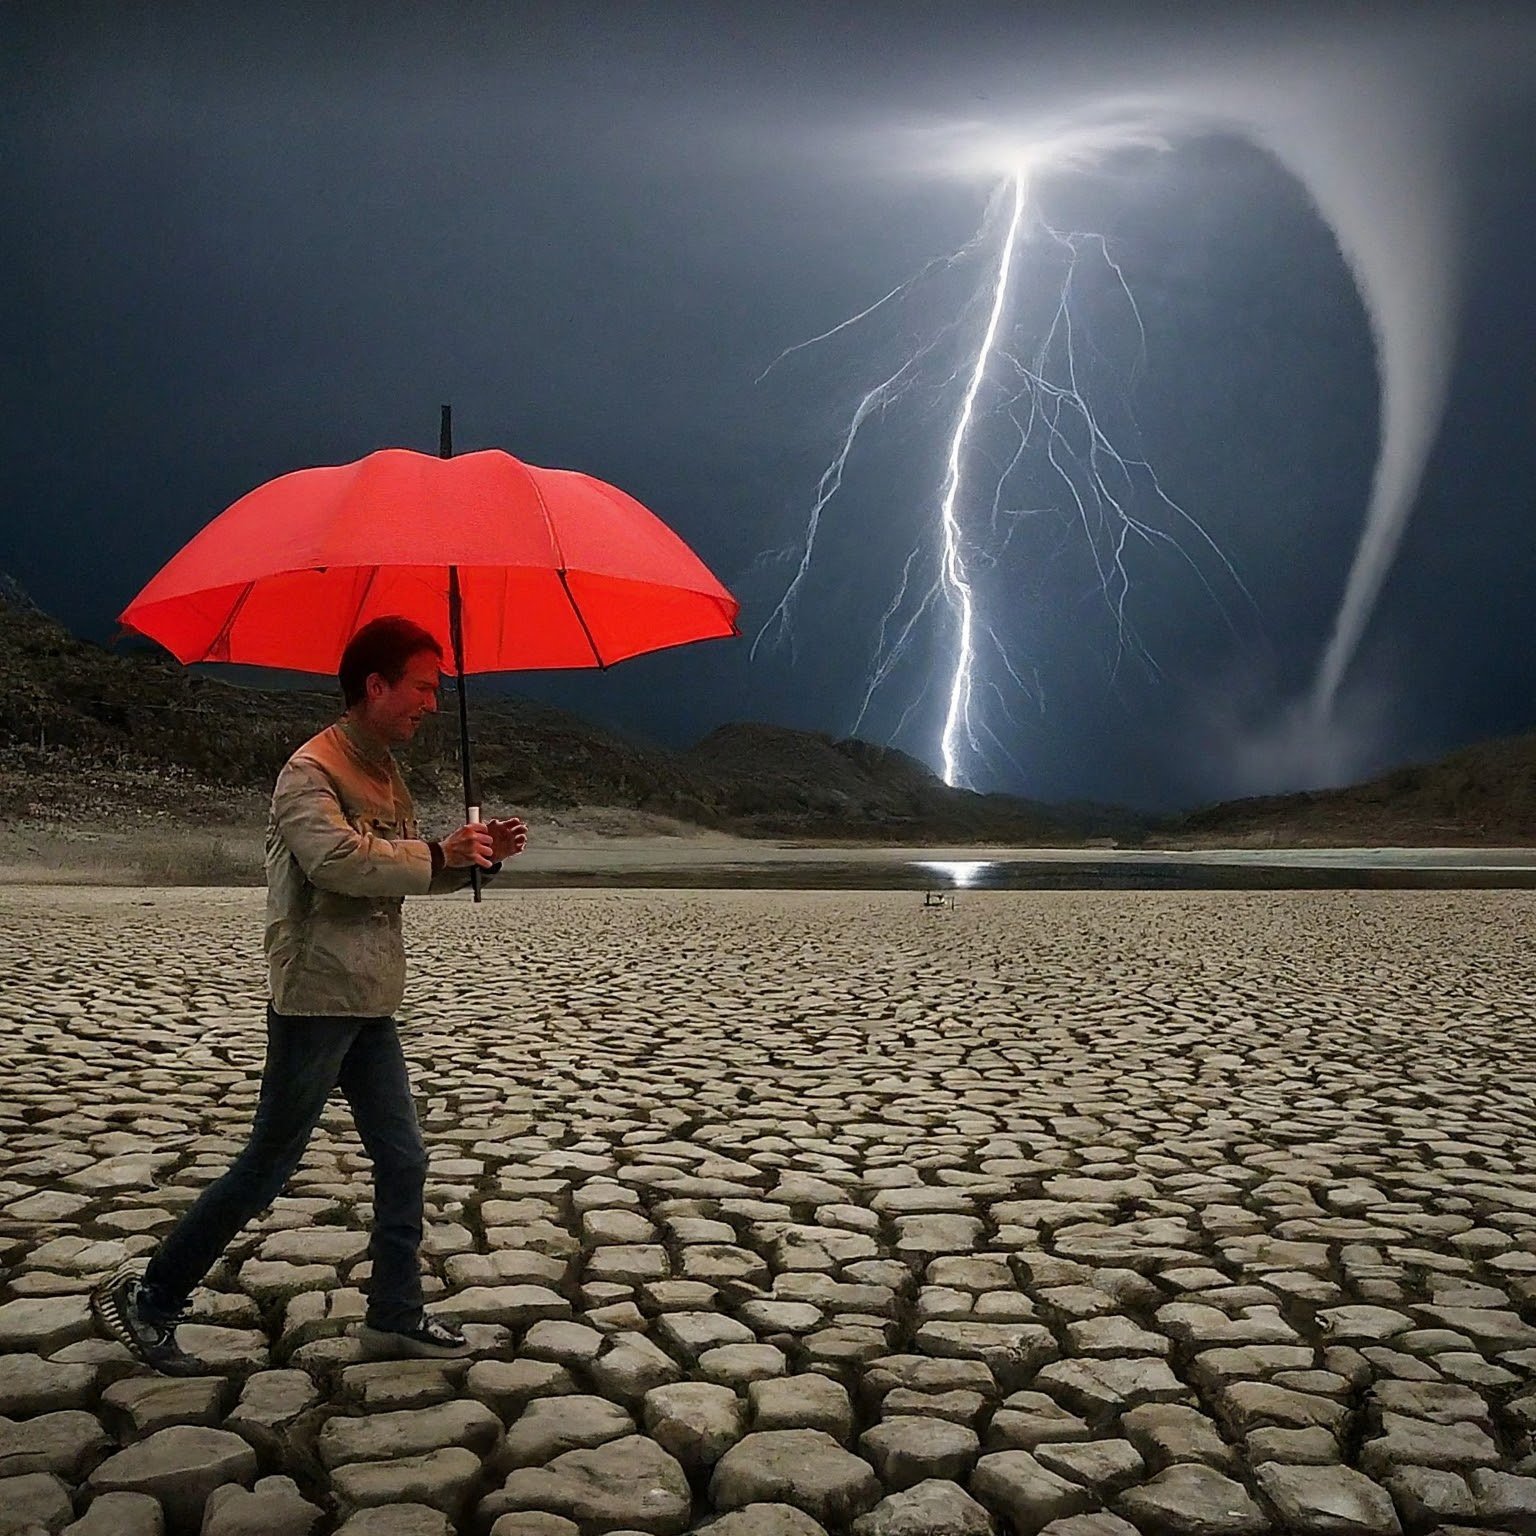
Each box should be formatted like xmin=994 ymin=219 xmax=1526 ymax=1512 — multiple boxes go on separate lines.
xmin=2 ymin=2 xmax=1533 ymax=808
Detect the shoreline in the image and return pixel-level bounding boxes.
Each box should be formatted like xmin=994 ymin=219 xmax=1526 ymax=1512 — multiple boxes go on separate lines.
xmin=3 ymin=827 xmax=1536 ymax=890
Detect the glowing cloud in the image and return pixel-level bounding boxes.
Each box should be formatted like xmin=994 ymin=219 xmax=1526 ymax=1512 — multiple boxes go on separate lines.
xmin=757 ymin=115 xmax=1254 ymax=788
xmin=754 ymin=9 xmax=1528 ymax=790
xmin=900 ymin=73 xmax=1465 ymax=730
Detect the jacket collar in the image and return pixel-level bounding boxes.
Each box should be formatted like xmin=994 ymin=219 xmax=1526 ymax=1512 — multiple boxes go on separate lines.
xmin=337 ymin=714 xmax=394 ymax=769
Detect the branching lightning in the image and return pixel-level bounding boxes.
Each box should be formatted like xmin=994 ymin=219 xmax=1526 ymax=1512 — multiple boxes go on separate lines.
xmin=755 ymin=136 xmax=1254 ymax=790
xmin=934 ymin=170 xmax=1026 ymax=788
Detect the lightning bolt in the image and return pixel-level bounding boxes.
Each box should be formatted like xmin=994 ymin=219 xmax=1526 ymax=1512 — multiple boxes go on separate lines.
xmin=754 ymin=145 xmax=1253 ymax=790
xmin=936 ymin=170 xmax=1027 ymax=788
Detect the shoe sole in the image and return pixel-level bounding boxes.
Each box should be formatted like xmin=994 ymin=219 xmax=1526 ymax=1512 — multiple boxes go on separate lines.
xmin=355 ymin=1324 xmax=472 ymax=1360
xmin=89 ymin=1271 xmax=206 ymax=1378
xmin=89 ymin=1280 xmax=137 ymax=1357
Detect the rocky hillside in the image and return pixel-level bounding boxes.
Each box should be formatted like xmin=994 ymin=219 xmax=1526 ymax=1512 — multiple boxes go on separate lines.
xmin=682 ymin=724 xmax=1139 ymax=840
xmin=1169 ymin=732 xmax=1536 ymax=846
xmin=0 ymin=580 xmax=1108 ymax=841
xmin=6 ymin=577 xmax=1532 ymax=844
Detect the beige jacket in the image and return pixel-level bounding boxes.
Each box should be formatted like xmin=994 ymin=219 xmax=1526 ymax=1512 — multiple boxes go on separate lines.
xmin=264 ymin=717 xmax=494 ymax=1017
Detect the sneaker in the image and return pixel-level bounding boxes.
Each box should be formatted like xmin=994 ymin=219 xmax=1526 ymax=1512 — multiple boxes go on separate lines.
xmin=89 ymin=1263 xmax=204 ymax=1377
xmin=356 ymin=1314 xmax=472 ymax=1360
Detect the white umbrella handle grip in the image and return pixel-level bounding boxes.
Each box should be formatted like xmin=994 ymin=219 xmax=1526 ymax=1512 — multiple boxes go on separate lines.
xmin=466 ymin=804 xmax=484 ymax=903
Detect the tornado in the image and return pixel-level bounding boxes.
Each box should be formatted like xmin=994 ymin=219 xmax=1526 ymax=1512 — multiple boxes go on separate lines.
xmin=1226 ymin=73 xmax=1462 ymax=723
xmin=1093 ymin=37 xmax=1465 ymax=727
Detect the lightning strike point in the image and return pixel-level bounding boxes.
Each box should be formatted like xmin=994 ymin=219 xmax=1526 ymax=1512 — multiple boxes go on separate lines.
xmin=937 ymin=170 xmax=1029 ymax=787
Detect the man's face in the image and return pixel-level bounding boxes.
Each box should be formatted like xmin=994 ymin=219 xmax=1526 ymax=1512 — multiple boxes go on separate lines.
xmin=364 ymin=650 xmax=441 ymax=744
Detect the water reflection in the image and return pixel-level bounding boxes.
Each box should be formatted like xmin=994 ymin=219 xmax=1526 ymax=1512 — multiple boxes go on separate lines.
xmin=914 ymin=860 xmax=998 ymax=889
xmin=519 ymin=854 xmax=1536 ymax=891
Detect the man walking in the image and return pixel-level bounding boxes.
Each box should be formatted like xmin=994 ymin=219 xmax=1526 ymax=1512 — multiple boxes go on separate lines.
xmin=92 ymin=615 xmax=527 ymax=1374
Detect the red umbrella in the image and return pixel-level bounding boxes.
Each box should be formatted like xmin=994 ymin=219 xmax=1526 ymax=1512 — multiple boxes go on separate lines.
xmin=120 ymin=408 xmax=740 ymax=898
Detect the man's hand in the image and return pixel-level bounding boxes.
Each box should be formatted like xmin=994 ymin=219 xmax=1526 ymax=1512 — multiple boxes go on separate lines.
xmin=485 ymin=817 xmax=529 ymax=861
xmin=440 ymin=822 xmax=496 ymax=869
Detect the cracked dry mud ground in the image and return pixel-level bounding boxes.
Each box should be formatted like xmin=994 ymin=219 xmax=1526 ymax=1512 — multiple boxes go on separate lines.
xmin=2 ymin=886 xmax=1536 ymax=1536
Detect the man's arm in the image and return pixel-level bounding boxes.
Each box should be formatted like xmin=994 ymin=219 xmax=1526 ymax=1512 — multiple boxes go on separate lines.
xmin=426 ymin=815 xmax=526 ymax=892
xmin=427 ymin=840 xmax=501 ymax=895
xmin=273 ymin=758 xmax=432 ymax=898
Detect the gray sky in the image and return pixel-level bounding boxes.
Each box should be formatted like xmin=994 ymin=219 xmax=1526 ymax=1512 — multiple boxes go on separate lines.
xmin=2 ymin=1 xmax=1533 ymax=809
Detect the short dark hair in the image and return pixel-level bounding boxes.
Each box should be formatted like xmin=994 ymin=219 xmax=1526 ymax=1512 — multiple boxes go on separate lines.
xmin=339 ymin=616 xmax=444 ymax=707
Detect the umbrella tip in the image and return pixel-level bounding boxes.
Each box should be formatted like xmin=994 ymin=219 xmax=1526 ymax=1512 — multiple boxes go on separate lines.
xmin=439 ymin=404 xmax=452 ymax=458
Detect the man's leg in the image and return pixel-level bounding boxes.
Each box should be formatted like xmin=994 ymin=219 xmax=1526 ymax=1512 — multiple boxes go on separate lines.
xmin=336 ymin=1018 xmax=429 ymax=1333
xmin=138 ymin=1006 xmax=362 ymax=1316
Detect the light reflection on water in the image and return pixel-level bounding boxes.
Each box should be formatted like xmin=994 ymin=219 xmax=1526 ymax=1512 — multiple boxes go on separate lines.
xmin=914 ymin=860 xmax=998 ymax=889
xmin=516 ymin=854 xmax=1536 ymax=891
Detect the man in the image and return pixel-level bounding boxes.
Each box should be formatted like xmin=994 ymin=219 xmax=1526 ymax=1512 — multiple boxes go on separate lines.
xmin=91 ymin=615 xmax=527 ymax=1374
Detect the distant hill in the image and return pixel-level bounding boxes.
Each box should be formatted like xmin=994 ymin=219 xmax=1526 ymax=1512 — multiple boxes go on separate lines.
xmin=0 ymin=578 xmax=1116 ymax=842
xmin=1168 ymin=733 xmax=1536 ymax=846
xmin=682 ymin=723 xmax=1138 ymax=840
xmin=4 ymin=576 xmax=1531 ymax=845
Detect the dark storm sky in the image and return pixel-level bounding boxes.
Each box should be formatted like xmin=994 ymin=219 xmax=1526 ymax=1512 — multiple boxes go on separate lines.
xmin=3 ymin=1 xmax=1534 ymax=811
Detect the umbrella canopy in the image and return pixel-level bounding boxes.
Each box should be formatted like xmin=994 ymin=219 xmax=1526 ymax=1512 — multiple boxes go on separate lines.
xmin=119 ymin=430 xmax=740 ymax=903
xmin=119 ymin=446 xmax=740 ymax=672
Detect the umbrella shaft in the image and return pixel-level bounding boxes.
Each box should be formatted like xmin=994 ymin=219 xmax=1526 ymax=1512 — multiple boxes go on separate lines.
xmin=447 ymin=565 xmax=472 ymax=782
xmin=447 ymin=561 xmax=481 ymax=903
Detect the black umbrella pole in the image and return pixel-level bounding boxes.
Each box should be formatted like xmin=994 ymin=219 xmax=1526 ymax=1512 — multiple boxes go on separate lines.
xmin=442 ymin=408 xmax=481 ymax=903
xmin=446 ymin=547 xmax=481 ymax=901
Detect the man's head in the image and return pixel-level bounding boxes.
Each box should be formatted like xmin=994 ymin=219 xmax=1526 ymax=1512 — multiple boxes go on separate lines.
xmin=339 ymin=616 xmax=444 ymax=745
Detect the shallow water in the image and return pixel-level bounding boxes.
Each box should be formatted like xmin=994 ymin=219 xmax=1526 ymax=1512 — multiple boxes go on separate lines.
xmin=514 ymin=851 xmax=1536 ymax=891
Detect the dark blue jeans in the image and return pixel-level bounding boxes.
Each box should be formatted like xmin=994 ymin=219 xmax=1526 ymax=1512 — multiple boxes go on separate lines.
xmin=141 ymin=1005 xmax=428 ymax=1332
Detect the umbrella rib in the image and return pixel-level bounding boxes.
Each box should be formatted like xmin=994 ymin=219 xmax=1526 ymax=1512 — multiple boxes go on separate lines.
xmin=346 ymin=566 xmax=380 ymax=649
xmin=557 ymin=570 xmax=607 ymax=670
xmin=525 ymin=467 xmax=565 ymax=567
xmin=526 ymin=464 xmax=607 ymax=667
xmin=203 ymin=580 xmax=257 ymax=663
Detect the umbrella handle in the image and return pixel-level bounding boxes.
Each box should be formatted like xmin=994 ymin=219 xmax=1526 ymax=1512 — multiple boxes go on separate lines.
xmin=468 ymin=803 xmax=482 ymax=902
